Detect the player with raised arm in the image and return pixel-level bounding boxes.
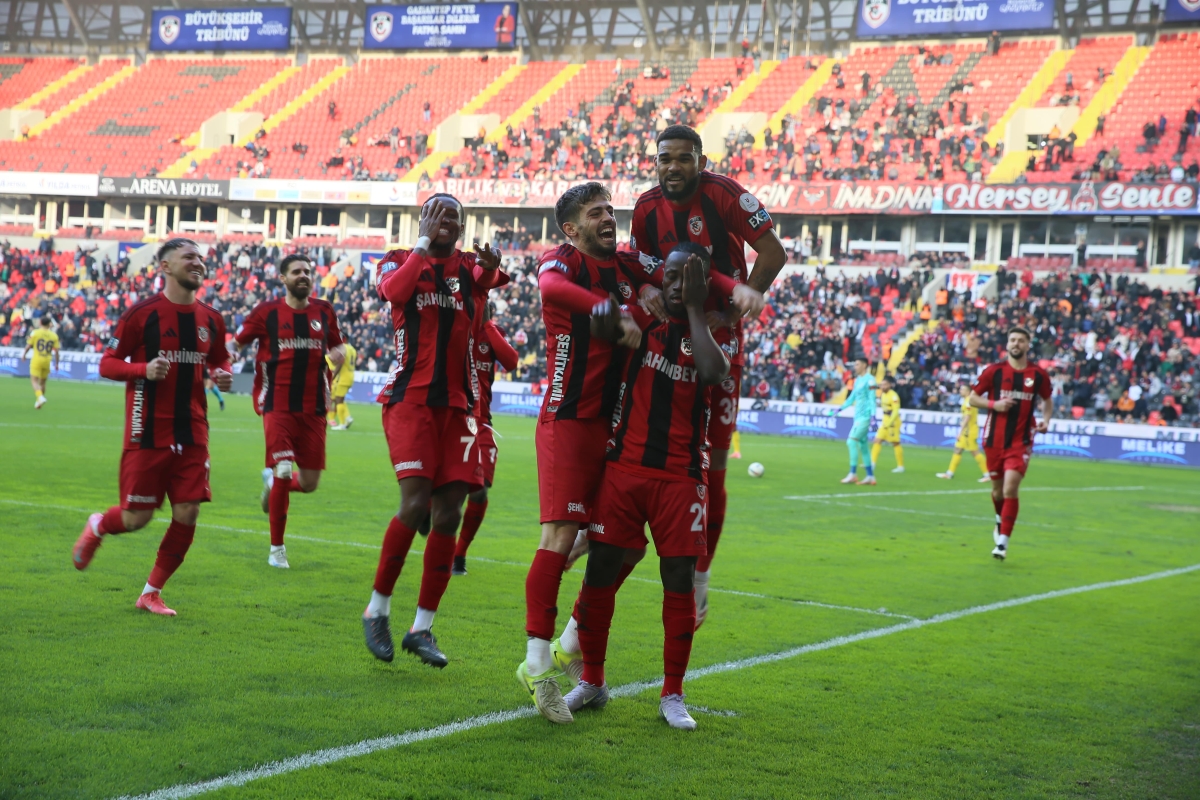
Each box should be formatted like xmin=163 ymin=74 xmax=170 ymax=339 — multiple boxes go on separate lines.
xmin=362 ymin=194 xmax=506 ymax=667
xmin=452 ymin=304 xmax=519 ymax=576
xmin=71 ymin=239 xmax=233 ymax=616
xmin=831 ymin=356 xmax=877 ymax=485
xmin=937 ymin=383 xmax=992 ymax=482
xmin=631 ymin=123 xmax=787 ymax=629
xmin=562 ymin=243 xmax=730 ymax=731
xmin=969 ymin=327 xmax=1053 ymax=560
xmin=234 ymin=253 xmax=346 ymax=569
xmin=871 ymin=374 xmax=905 ymax=474
xmin=22 ymin=315 xmax=60 ymax=409
xmin=327 ymin=339 xmax=357 ymax=430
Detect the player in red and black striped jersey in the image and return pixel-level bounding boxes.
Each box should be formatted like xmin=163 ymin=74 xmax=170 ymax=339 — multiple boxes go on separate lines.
xmin=969 ymin=327 xmax=1053 ymax=560
xmin=362 ymin=194 xmax=507 ymax=669
xmin=561 ymin=242 xmax=730 ymax=730
xmin=630 ymin=124 xmax=788 ymax=627
xmin=452 ymin=309 xmax=520 ymax=577
xmin=72 ymin=238 xmax=233 ymax=616
xmin=234 ymin=253 xmax=346 ymax=570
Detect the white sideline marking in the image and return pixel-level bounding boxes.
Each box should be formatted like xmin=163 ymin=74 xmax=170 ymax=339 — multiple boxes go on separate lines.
xmin=625 ymin=575 xmax=915 ymax=619
xmin=114 ymin=561 xmax=1200 ymax=800
xmin=784 ymin=486 xmax=1145 ymax=501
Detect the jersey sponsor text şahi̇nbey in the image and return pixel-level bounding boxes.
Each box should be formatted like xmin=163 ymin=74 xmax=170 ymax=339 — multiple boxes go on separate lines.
xmin=606 ymin=306 xmax=713 ymax=483
xmin=104 ymin=294 xmax=230 ymax=450
xmin=537 ymin=243 xmax=661 ymax=422
xmin=974 ymin=362 xmax=1052 ymax=449
xmin=235 ymin=297 xmax=343 ymax=416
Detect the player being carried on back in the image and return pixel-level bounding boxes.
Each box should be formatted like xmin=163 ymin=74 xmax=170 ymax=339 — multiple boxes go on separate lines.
xmin=562 ymin=242 xmax=730 ymax=731
xmin=362 ymin=194 xmax=507 ymax=668
xmin=937 ymin=382 xmax=992 ymax=482
xmin=969 ymin=327 xmax=1052 ymax=560
xmin=631 ymin=123 xmax=787 ymax=629
xmin=871 ymin=374 xmax=905 ymax=474
xmin=452 ymin=301 xmax=519 ymax=576
xmin=233 ymin=253 xmax=346 ymax=569
xmin=831 ymin=356 xmax=877 ymax=485
xmin=72 ymin=238 xmax=233 ymax=616
xmin=22 ymin=315 xmax=60 ymax=409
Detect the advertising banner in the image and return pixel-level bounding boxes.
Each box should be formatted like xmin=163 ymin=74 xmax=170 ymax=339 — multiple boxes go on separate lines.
xmin=857 ymin=0 xmax=1055 ymax=37
xmin=1164 ymin=0 xmax=1200 ymax=23
xmin=228 ymin=179 xmax=417 ymax=206
xmin=99 ymin=176 xmax=229 ymax=200
xmin=149 ymin=8 xmax=292 ymax=51
xmin=0 ymin=347 xmax=104 ymax=382
xmin=0 ymin=172 xmax=97 ymax=197
xmin=363 ymin=3 xmax=519 ymax=50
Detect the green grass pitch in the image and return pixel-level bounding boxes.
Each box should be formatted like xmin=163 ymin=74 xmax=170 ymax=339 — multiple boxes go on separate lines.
xmin=1 ymin=378 xmax=1198 ymax=799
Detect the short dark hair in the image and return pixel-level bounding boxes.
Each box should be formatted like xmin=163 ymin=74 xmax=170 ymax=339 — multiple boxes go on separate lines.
xmin=1007 ymin=325 xmax=1031 ymax=340
xmin=854 ymin=354 xmax=869 ymax=364
xmin=422 ymin=192 xmax=465 ymax=224
xmin=40 ymin=315 xmax=52 ymax=326
xmin=554 ymin=181 xmax=610 ymax=232
xmin=656 ymin=124 xmax=704 ymax=154
xmin=156 ymin=237 xmax=197 ymax=262
xmin=668 ymin=241 xmax=710 ymax=269
xmin=279 ymin=254 xmax=311 ymax=276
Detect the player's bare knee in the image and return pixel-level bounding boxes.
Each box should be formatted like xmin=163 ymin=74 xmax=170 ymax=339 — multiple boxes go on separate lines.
xmin=171 ymin=502 xmax=200 ymax=526
xmin=660 ymin=556 xmax=697 ymax=594
xmin=122 ymin=509 xmax=155 ymax=531
xmin=710 ymin=449 xmax=729 ymax=472
xmin=297 ymin=469 xmax=321 ymax=493
xmin=469 ymin=486 xmax=489 ymax=504
xmin=540 ymin=521 xmax=579 ymax=553
xmin=583 ymin=541 xmax=625 ymax=587
xmin=622 ymin=547 xmax=646 ymax=567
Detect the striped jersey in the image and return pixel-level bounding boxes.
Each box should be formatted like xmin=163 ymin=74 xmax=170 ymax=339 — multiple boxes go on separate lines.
xmin=473 ymin=320 xmax=519 ymax=423
xmin=104 ymin=294 xmax=230 ymax=450
xmin=606 ymin=307 xmax=713 ymax=483
xmin=974 ymin=361 xmax=1051 ymax=449
xmin=537 ymin=243 xmax=662 ymax=423
xmin=236 ymin=297 xmax=343 ymax=416
xmin=630 ymin=172 xmax=774 ymax=367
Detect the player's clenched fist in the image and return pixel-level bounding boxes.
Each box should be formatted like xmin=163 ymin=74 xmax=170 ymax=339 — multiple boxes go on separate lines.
xmin=211 ymin=369 xmax=233 ymax=392
xmin=731 ymin=283 xmax=765 ymax=320
xmin=145 ymin=357 xmax=170 ymax=381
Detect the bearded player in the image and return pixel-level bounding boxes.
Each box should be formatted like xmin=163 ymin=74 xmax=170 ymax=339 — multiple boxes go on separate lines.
xmin=362 ymin=194 xmax=506 ymax=667
xmin=234 ymin=253 xmax=346 ymax=569
xmin=631 ymin=124 xmax=787 ymax=629
xmin=969 ymin=327 xmax=1052 ymax=560
xmin=452 ymin=302 xmax=519 ymax=576
xmin=72 ymin=239 xmax=233 ymax=616
xmin=937 ymin=383 xmax=991 ymax=482
xmin=563 ymin=243 xmax=729 ymax=731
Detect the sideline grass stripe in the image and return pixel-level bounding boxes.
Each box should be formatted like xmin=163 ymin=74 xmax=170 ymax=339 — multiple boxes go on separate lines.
xmin=785 ymin=486 xmax=1145 ymax=500
xmin=113 ymin=562 xmax=1200 ymax=800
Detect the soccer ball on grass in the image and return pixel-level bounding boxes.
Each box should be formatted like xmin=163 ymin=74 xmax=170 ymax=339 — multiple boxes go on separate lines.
xmin=747 ymin=462 xmax=765 ymax=478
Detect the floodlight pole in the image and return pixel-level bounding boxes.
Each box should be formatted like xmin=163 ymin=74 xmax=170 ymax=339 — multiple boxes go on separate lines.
xmin=790 ymin=0 xmax=798 ymax=58
xmin=712 ymin=1 xmax=720 ymax=59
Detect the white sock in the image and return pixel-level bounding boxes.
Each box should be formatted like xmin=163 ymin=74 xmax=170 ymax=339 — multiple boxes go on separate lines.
xmin=997 ymin=534 xmax=1010 ymax=546
xmin=558 ymin=616 xmax=580 ymax=654
xmin=946 ymin=471 xmax=954 ymax=477
xmin=694 ymin=569 xmax=711 ymax=593
xmin=526 ymin=636 xmax=552 ymax=674
xmin=366 ymin=590 xmax=390 ymax=618
xmin=142 ymin=583 xmax=160 ymax=595
xmin=995 ymin=513 xmax=1002 ymax=525
xmin=412 ymin=606 xmax=436 ymax=632
xmin=270 ymin=544 xmax=285 ymax=553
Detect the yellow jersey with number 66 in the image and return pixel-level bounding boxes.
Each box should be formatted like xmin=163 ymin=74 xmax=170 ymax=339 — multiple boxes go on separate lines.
xmin=876 ymin=389 xmax=902 ymax=443
xmin=27 ymin=328 xmax=60 ymax=378
xmin=956 ymin=396 xmax=981 ymax=450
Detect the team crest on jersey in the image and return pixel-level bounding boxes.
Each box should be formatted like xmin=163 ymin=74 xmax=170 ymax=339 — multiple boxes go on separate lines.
xmin=696 ymin=484 xmax=705 ymax=499
xmin=1024 ymin=377 xmax=1035 ymax=387
xmin=466 ymin=417 xmax=478 ymax=435
xmin=369 ymin=10 xmax=393 ymax=42
xmin=681 ymin=337 xmax=693 ymax=356
xmin=310 ymin=319 xmax=322 ymax=332
xmin=158 ymin=15 xmax=181 ymax=45
xmin=618 ymin=281 xmax=633 ymax=299
xmin=479 ymin=342 xmax=490 ymax=354
xmin=688 ymin=215 xmax=703 ymax=235
xmin=197 ymin=326 xmax=209 ymax=343
xmin=738 ymin=192 xmax=760 ymax=212
xmin=721 ymin=377 xmax=735 ymax=393
xmin=445 ymin=277 xmax=460 ymax=294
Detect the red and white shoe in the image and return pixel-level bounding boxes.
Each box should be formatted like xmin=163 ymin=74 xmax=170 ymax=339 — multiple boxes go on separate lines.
xmin=73 ymin=513 xmax=104 ymax=570
xmin=730 ymin=452 xmax=742 ymax=459
xmin=839 ymin=474 xmax=858 ymax=484
xmin=135 ymin=591 xmax=176 ymax=616
xmin=860 ymin=476 xmax=877 ymax=485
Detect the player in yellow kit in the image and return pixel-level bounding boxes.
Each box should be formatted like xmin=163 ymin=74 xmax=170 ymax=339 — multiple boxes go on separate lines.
xmin=937 ymin=383 xmax=991 ymax=482
xmin=327 ymin=340 xmax=356 ymax=430
xmin=22 ymin=316 xmax=60 ymax=409
xmin=871 ymin=374 xmax=905 ymax=474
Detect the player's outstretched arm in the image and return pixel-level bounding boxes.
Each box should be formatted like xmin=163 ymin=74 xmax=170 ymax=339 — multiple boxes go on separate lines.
xmin=21 ymin=344 xmax=31 ymax=360
xmin=682 ymin=253 xmax=730 ymax=386
xmin=485 ymin=322 xmax=520 ymax=372
xmin=589 ymin=294 xmax=641 ymax=350
xmin=746 ymin=229 xmax=788 ymax=295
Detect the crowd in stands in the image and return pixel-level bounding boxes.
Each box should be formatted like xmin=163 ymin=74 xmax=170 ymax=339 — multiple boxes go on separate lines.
xmin=2 ymin=239 xmax=1198 ymax=428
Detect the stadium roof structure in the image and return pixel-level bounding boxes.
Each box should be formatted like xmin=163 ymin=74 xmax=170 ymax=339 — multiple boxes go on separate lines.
xmin=1 ymin=0 xmax=1170 ymax=60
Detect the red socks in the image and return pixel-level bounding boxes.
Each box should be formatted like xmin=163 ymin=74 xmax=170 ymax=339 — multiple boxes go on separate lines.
xmin=697 ymin=469 xmax=727 ymax=573
xmin=416 ymin=529 xmax=457 ymax=611
xmin=268 ymin=477 xmax=291 ymax=546
xmin=454 ymin=500 xmax=487 ymax=558
xmin=147 ymin=520 xmax=195 ymax=589
xmin=98 ymin=506 xmax=127 ymax=535
xmin=374 ymin=517 xmax=417 ymax=595
xmin=662 ymin=590 xmax=696 ymax=697
xmin=1000 ymin=497 xmax=1020 ymax=537
xmin=525 ymin=548 xmax=568 ymax=639
xmin=577 ymin=581 xmax=617 ymax=686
